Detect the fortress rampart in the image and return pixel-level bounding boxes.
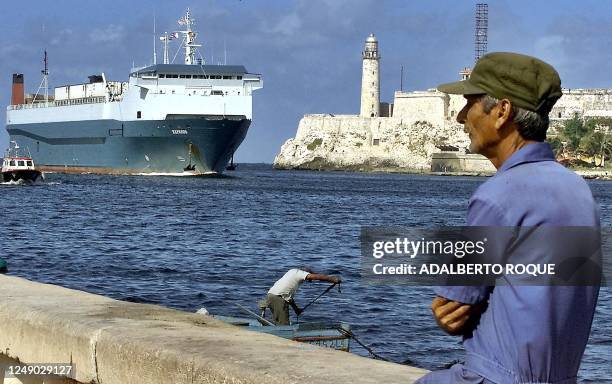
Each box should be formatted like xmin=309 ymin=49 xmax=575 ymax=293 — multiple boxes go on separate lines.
xmin=274 ymin=87 xmax=612 ymax=174
xmin=274 ymin=37 xmax=612 ymax=174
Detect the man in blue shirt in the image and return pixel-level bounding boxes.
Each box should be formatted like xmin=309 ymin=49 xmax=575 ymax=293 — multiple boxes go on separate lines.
xmin=416 ymin=52 xmax=600 ymax=383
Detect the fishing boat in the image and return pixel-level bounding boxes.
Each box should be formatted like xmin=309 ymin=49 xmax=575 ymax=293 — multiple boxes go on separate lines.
xmin=1 ymin=141 xmax=43 ymax=183
xmin=213 ymin=314 xmax=351 ymax=351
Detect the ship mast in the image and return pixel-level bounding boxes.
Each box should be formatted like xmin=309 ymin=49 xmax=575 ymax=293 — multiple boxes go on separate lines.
xmin=33 ymin=51 xmax=49 ymax=104
xmin=177 ymin=8 xmax=202 ymax=65
xmin=160 ymin=32 xmax=169 ymax=64
xmin=159 ymin=31 xmax=178 ymax=64
xmin=153 ymin=14 xmax=157 ymax=65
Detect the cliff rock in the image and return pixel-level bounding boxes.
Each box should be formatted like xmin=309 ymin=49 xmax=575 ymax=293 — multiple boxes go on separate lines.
xmin=274 ymin=114 xmax=469 ymax=172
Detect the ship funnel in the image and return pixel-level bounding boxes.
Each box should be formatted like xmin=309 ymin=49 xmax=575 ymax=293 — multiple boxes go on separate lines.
xmin=11 ymin=74 xmax=25 ymax=105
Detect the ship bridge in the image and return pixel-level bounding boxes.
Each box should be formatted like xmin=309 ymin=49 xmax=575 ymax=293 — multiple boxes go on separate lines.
xmin=131 ymin=64 xmax=250 ymax=79
xmin=129 ymin=63 xmax=262 ymax=98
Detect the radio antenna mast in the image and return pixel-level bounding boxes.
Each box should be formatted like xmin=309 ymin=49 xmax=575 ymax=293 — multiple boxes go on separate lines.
xmin=475 ymin=3 xmax=488 ymax=63
xmin=153 ymin=13 xmax=157 ymax=65
xmin=177 ymin=8 xmax=201 ymax=65
xmin=33 ymin=50 xmax=49 ymax=104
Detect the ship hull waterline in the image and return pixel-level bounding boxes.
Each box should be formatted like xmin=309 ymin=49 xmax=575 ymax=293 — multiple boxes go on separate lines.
xmin=6 ymin=116 xmax=250 ymax=176
xmin=2 ymin=170 xmax=43 ymax=183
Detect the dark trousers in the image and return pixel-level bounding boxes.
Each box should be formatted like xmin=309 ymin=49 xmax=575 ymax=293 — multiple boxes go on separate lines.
xmin=267 ymin=294 xmax=289 ymax=325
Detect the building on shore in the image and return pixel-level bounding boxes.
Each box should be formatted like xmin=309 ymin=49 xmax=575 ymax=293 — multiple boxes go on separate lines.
xmin=274 ymin=36 xmax=612 ymax=174
xmin=360 ymin=34 xmax=380 ymax=118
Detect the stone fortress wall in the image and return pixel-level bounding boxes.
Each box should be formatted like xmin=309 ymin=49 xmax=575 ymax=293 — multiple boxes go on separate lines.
xmin=550 ymin=89 xmax=612 ymax=128
xmin=273 ymin=36 xmax=612 ymax=174
xmin=273 ymin=91 xmax=473 ymax=172
xmin=276 ymin=112 xmax=469 ymax=172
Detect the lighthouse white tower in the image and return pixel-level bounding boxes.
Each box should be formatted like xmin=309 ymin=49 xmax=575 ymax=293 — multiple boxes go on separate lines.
xmin=360 ymin=33 xmax=380 ymax=117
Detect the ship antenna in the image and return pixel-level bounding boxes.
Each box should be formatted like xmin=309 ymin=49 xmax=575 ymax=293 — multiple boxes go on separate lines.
xmin=43 ymin=51 xmax=49 ymax=102
xmin=177 ymin=8 xmax=202 ymax=65
xmin=33 ymin=50 xmax=49 ymax=105
xmin=153 ymin=13 xmax=157 ymax=65
xmin=161 ymin=32 xmax=168 ymax=64
xmin=170 ymin=33 xmax=184 ymax=64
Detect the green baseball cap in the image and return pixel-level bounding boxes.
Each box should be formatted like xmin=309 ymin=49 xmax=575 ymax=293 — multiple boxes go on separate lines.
xmin=437 ymin=52 xmax=562 ymax=113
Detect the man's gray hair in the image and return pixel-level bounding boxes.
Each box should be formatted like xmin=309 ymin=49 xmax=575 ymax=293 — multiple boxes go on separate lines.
xmin=480 ymin=95 xmax=549 ymax=141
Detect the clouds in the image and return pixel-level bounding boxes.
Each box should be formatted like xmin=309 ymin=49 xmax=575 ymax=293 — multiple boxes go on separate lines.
xmin=1 ymin=1 xmax=612 ymax=162
xmin=50 ymin=29 xmax=73 ymax=46
xmin=0 ymin=44 xmax=30 ymax=59
xmin=534 ymin=35 xmax=567 ymax=70
xmin=542 ymin=15 xmax=612 ymax=88
xmin=266 ymin=12 xmax=302 ymax=37
xmin=89 ymin=24 xmax=125 ymax=43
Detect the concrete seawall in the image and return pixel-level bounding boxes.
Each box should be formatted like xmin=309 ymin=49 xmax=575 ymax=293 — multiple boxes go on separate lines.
xmin=0 ymin=275 xmax=427 ymax=384
xmin=430 ymin=152 xmax=496 ymax=175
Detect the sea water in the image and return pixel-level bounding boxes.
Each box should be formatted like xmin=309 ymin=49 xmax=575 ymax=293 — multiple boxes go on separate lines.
xmin=1 ymin=165 xmax=610 ymax=382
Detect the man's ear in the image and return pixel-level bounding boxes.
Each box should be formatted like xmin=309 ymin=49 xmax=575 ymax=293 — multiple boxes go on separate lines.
xmin=494 ymin=99 xmax=513 ymax=130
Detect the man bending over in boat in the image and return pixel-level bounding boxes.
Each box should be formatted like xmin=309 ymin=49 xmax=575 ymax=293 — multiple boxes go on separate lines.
xmin=264 ymin=268 xmax=341 ymax=325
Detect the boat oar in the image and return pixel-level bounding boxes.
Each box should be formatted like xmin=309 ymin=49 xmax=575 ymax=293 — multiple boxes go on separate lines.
xmin=235 ymin=303 xmax=276 ymax=326
xmin=300 ymin=282 xmax=339 ymax=313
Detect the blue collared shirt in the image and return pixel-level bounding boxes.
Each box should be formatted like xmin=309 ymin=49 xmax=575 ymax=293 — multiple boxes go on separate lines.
xmin=434 ymin=143 xmax=600 ymax=384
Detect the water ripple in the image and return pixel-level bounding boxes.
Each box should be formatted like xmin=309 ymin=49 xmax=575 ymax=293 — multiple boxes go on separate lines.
xmin=0 ymin=168 xmax=609 ymax=381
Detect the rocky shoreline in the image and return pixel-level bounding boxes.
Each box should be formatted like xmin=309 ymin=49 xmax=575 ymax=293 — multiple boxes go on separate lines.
xmin=273 ymin=161 xmax=492 ymax=177
xmin=273 ymin=162 xmax=611 ymax=180
xmin=574 ymin=169 xmax=612 ymax=180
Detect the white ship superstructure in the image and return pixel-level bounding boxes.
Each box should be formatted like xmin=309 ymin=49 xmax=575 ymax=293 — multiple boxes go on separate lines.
xmin=5 ymin=9 xmax=262 ymax=175
xmin=8 ymin=65 xmax=262 ymax=126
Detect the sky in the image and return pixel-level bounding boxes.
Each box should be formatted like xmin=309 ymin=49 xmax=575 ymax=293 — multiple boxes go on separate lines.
xmin=1 ymin=0 xmax=612 ymax=163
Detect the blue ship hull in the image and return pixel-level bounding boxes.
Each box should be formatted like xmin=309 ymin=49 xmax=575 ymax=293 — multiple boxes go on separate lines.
xmin=6 ymin=116 xmax=250 ymax=175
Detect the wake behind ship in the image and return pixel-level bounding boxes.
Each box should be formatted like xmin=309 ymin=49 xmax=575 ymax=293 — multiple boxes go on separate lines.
xmin=5 ymin=9 xmax=262 ymax=175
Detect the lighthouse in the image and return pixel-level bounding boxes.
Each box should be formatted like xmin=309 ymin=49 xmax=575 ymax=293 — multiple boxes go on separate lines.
xmin=360 ymin=33 xmax=380 ymax=117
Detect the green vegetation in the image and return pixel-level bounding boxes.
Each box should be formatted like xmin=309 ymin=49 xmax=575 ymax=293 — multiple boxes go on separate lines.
xmin=548 ymin=117 xmax=612 ymax=167
xmin=307 ymin=138 xmax=323 ymax=150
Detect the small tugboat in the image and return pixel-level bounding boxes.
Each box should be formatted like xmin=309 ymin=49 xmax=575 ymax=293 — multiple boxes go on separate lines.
xmin=1 ymin=141 xmax=43 ymax=183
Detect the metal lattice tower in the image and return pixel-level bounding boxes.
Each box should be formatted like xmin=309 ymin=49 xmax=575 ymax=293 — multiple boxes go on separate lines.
xmin=475 ymin=3 xmax=488 ymax=63
xmin=33 ymin=50 xmax=49 ymax=104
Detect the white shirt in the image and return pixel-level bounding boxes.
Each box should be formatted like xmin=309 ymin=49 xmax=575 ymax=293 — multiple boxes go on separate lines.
xmin=268 ymin=269 xmax=310 ymax=301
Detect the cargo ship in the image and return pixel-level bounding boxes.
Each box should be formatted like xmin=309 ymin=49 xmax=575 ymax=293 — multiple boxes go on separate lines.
xmin=5 ymin=9 xmax=262 ymax=175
